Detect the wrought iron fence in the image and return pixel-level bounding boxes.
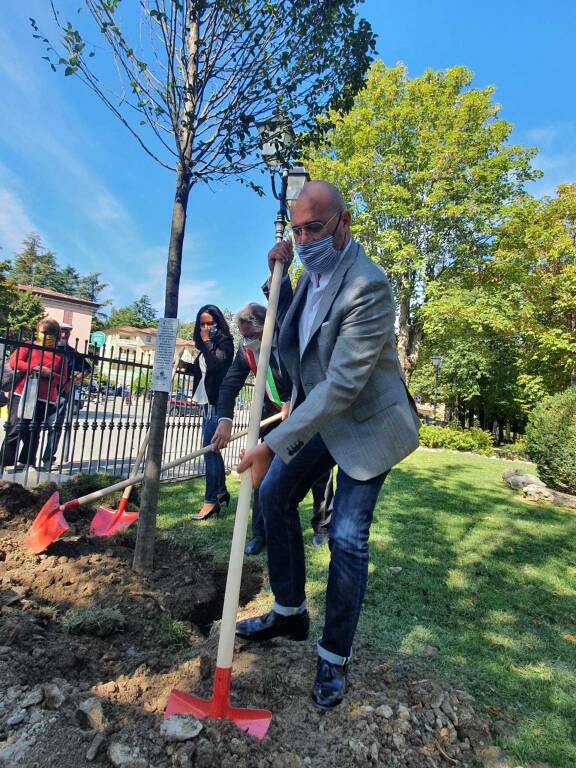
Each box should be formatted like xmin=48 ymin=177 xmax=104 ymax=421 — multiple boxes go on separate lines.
xmin=0 ymin=329 xmax=252 ymax=487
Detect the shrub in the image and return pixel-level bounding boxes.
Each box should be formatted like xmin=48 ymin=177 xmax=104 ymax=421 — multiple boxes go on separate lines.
xmin=419 ymin=425 xmax=494 ymax=456
xmin=525 ymin=387 xmax=576 ymax=495
xmin=495 ymin=438 xmax=529 ymax=461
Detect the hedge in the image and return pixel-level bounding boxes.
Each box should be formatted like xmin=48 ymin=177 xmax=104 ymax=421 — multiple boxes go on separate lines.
xmin=419 ymin=425 xmax=494 ymax=456
xmin=525 ymin=387 xmax=576 ymax=495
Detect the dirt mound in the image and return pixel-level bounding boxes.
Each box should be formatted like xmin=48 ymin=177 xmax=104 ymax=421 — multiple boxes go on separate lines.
xmin=0 ymin=482 xmax=508 ymax=768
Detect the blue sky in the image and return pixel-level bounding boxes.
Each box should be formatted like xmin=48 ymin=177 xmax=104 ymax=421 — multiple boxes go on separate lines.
xmin=1 ymin=0 xmax=575 ymax=322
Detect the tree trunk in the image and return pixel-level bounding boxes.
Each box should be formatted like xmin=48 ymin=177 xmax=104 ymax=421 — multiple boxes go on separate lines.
xmin=396 ymin=290 xmax=422 ymax=385
xmin=133 ymin=168 xmax=190 ymax=574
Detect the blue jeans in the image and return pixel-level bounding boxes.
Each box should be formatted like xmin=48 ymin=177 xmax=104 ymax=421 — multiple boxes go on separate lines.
xmin=202 ymin=407 xmax=227 ymax=503
xmin=258 ymin=433 xmax=386 ymax=664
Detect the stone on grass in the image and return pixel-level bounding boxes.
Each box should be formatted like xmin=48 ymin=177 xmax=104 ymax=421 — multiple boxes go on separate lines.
xmin=502 ymin=470 xmax=544 ymax=490
xmin=160 ymin=714 xmax=203 ymax=742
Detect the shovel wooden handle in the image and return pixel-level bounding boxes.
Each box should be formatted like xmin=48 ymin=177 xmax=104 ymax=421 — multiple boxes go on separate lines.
xmin=216 ymin=258 xmax=285 ymax=670
xmin=64 ymin=411 xmax=282 ymax=510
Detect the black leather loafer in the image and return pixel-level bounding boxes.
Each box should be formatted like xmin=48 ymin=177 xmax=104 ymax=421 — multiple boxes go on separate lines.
xmin=244 ymin=536 xmax=265 ymax=556
xmin=311 ymin=657 xmax=348 ymax=709
xmin=236 ymin=609 xmax=309 ymax=642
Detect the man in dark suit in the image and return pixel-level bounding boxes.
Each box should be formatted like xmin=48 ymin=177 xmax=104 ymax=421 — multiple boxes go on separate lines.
xmin=236 ymin=181 xmax=420 ymax=709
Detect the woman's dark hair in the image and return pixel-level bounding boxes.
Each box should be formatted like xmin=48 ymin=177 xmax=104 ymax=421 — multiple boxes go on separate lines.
xmin=193 ymin=304 xmax=232 ymax=349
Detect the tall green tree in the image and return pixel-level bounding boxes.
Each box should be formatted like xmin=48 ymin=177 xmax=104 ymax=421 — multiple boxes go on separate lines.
xmin=35 ymin=0 xmax=376 ymax=572
xmin=494 ymin=183 xmax=576 ymax=390
xmin=411 ymin=280 xmax=525 ymax=438
xmin=0 ymin=260 xmax=45 ymax=331
xmin=305 ymin=61 xmax=539 ymax=382
xmin=105 ymin=295 xmax=158 ymax=329
xmin=9 ymin=233 xmax=60 ymax=290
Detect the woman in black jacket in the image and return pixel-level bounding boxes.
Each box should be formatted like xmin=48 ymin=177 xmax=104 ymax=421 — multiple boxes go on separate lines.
xmin=186 ymin=305 xmax=234 ymax=520
xmin=212 ymin=303 xmax=333 ymax=555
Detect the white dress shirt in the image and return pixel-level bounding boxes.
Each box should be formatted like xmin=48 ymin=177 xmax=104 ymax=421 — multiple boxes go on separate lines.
xmin=298 ymin=238 xmax=352 ymax=355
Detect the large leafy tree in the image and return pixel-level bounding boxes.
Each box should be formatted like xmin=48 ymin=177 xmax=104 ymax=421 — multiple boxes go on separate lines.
xmin=305 ymin=61 xmax=539 ymax=382
xmin=411 ymin=281 xmax=525 ymax=438
xmin=9 ymin=233 xmax=60 ymax=291
xmin=105 ymin=295 xmax=158 ymax=329
xmin=34 ymin=0 xmax=375 ymax=571
xmin=0 ymin=260 xmax=45 ymax=331
xmin=494 ymin=184 xmax=576 ymax=390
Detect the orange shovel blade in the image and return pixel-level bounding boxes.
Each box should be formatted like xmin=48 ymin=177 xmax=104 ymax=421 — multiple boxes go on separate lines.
xmin=165 ymin=667 xmax=272 ymax=741
xmin=24 ymin=491 xmax=70 ymax=553
xmin=90 ymin=503 xmax=139 ymax=537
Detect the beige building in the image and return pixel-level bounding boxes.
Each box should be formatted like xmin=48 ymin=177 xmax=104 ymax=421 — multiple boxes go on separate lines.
xmin=18 ymin=285 xmax=99 ymax=350
xmin=103 ymin=326 xmax=196 ymax=364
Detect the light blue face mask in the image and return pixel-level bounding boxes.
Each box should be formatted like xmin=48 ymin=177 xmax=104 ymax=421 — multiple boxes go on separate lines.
xmin=295 ymin=233 xmax=342 ymax=274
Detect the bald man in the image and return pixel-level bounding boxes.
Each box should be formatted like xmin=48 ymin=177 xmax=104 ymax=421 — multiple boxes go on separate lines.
xmin=236 ymin=181 xmax=420 ymax=708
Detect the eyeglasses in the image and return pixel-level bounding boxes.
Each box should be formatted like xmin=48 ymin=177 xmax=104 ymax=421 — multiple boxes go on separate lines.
xmin=290 ymin=211 xmax=342 ymax=241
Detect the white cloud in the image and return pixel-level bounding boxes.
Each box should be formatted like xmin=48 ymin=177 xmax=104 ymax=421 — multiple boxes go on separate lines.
xmin=0 ymin=188 xmax=40 ymax=253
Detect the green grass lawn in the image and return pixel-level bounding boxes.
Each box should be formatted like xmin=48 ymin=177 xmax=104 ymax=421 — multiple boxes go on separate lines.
xmin=157 ymin=449 xmax=576 ymax=768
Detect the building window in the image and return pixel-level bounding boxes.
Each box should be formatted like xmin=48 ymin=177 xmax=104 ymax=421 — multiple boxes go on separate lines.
xmin=63 ymin=309 xmax=73 ymax=324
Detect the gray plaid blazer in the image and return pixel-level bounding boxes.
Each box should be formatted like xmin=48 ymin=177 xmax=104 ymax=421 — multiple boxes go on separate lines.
xmin=264 ymin=240 xmax=420 ymax=481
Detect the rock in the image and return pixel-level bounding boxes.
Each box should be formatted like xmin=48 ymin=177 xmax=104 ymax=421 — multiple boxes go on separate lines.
xmin=478 ymin=745 xmax=512 ymax=767
xmin=108 ymin=740 xmax=145 ymax=767
xmin=523 ymin=484 xmax=576 ymax=509
xmin=359 ymin=704 xmax=374 ymax=716
xmin=502 ymin=470 xmax=544 ymax=490
xmin=86 ymin=733 xmax=106 ymax=761
xmin=6 ymin=709 xmax=27 ymax=726
xmin=172 ymin=743 xmax=196 ymax=767
xmin=396 ymin=704 xmax=410 ymax=721
xmin=523 ymin=484 xmax=555 ymax=502
xmin=21 ymin=687 xmax=44 ymax=708
xmin=492 ymin=718 xmax=515 ymax=738
xmin=161 ymin=714 xmax=203 ymax=742
xmin=42 ymin=683 xmax=65 ymax=709
xmin=194 ymin=739 xmax=216 ymax=768
xmin=77 ymin=697 xmax=107 ymax=731
xmin=387 ymin=566 xmax=403 ymax=575
xmin=29 ymin=706 xmax=44 ymax=725
xmin=422 ymin=644 xmax=439 ymax=657
xmin=375 ymin=704 xmax=394 ymax=719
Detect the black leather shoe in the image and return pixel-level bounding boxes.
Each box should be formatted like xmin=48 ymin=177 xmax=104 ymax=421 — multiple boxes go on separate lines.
xmin=311 ymin=657 xmax=348 ymax=709
xmin=236 ymin=610 xmax=309 ymax=642
xmin=244 ymin=536 xmax=265 ymax=556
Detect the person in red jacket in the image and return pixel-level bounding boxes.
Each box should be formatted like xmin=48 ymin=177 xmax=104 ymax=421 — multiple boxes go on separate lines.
xmin=0 ymin=318 xmax=68 ymax=471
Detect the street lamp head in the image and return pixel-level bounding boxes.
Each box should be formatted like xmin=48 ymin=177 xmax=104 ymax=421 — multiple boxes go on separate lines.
xmin=256 ymin=114 xmax=294 ymax=169
xmin=431 ymin=354 xmax=442 ymax=371
xmin=286 ymin=164 xmax=309 ymax=204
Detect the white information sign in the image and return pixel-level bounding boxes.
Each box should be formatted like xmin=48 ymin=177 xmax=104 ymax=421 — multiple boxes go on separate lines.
xmin=151 ymin=317 xmax=179 ymax=392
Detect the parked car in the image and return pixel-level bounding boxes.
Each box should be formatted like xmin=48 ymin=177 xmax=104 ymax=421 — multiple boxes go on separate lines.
xmin=168 ymin=391 xmax=200 ymax=416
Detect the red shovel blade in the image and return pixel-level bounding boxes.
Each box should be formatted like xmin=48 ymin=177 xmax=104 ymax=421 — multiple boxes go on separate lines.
xmin=165 ymin=667 xmax=272 ymax=741
xmin=24 ymin=492 xmax=70 ymax=553
xmin=90 ymin=499 xmax=139 ymax=537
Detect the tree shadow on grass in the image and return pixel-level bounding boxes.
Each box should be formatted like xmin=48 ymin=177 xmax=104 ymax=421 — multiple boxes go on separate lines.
xmin=361 ymin=459 xmax=576 ymax=766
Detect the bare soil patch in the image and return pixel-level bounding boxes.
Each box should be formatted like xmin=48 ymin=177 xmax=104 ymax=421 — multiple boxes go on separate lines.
xmin=0 ymin=481 xmax=509 ymax=767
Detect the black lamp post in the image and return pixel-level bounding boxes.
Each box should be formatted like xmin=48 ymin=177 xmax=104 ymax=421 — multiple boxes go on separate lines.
xmin=431 ymin=354 xmax=442 ymax=424
xmin=257 ymin=116 xmax=309 ymax=241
